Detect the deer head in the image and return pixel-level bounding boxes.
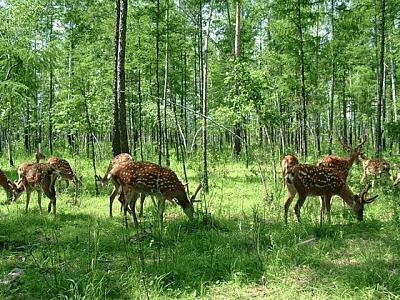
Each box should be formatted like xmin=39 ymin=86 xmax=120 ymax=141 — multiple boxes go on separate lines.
xmin=351 ymin=183 xmax=378 ymax=221
xmin=34 ymin=149 xmax=45 ymax=163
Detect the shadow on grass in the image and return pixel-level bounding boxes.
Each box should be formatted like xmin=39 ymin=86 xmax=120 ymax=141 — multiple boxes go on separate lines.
xmin=1 ymin=206 xmax=399 ymax=298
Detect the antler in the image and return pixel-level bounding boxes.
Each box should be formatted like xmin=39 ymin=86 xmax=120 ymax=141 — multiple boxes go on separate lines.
xmin=190 ymin=183 xmax=203 ymax=202
xmin=360 ymin=183 xmax=378 ymax=203
xmin=355 ymin=134 xmax=368 ymax=150
xmin=338 ymin=137 xmax=352 ymax=152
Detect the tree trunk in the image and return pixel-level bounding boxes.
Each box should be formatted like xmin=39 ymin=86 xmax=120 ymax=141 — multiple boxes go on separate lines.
xmin=296 ymin=0 xmax=307 ymax=158
xmin=328 ymin=0 xmax=336 ymax=155
xmin=163 ymin=0 xmax=170 ymax=166
xmin=233 ymin=0 xmax=242 ymax=158
xmin=112 ymin=0 xmax=121 ymax=156
xmin=118 ymin=0 xmax=129 ymax=153
xmin=156 ymin=0 xmax=162 ymax=165
xmin=375 ymin=0 xmax=385 ymax=158
xmin=201 ymin=0 xmax=213 ymax=193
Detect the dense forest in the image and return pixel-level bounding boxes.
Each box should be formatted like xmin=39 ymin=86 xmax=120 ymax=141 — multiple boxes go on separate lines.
xmin=1 ymin=0 xmax=400 ymax=299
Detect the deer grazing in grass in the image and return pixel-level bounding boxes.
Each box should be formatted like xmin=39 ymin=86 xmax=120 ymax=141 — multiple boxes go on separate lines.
xmin=95 ymin=153 xmax=146 ymax=218
xmin=284 ymin=164 xmax=377 ymax=226
xmin=357 ymin=153 xmax=391 ymax=187
xmin=47 ymin=156 xmax=80 ymax=189
xmin=13 ymin=163 xmax=59 ymax=215
xmin=281 ymin=155 xmax=299 ymax=185
xmin=108 ymin=161 xmax=201 ymax=227
xmin=0 ymin=169 xmax=15 ymax=202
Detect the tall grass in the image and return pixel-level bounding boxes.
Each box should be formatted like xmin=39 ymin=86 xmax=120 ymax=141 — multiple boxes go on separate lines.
xmin=0 ymin=151 xmax=399 ymax=299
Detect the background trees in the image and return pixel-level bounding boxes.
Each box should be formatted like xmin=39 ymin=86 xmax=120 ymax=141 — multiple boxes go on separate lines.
xmin=0 ymin=0 xmax=399 ymax=166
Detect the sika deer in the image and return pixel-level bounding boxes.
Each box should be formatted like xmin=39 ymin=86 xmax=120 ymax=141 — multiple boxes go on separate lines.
xmin=0 ymin=169 xmax=15 ymax=202
xmin=318 ymin=135 xmax=367 ymax=181
xmin=94 ymin=153 xmax=146 ymax=217
xmin=108 ymin=161 xmax=201 ymax=227
xmin=47 ymin=156 xmax=80 ymax=188
xmin=284 ymin=164 xmax=377 ymax=226
xmin=393 ymin=164 xmax=400 ymax=187
xmin=281 ymin=155 xmax=299 ymax=184
xmin=358 ymin=153 xmax=391 ymax=187
xmin=13 ymin=163 xmax=59 ymax=215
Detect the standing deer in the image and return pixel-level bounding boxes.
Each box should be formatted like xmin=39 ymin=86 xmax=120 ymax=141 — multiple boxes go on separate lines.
xmin=108 ymin=161 xmax=201 ymax=227
xmin=358 ymin=153 xmax=391 ymax=187
xmin=393 ymin=164 xmax=400 ymax=187
xmin=318 ymin=136 xmax=367 ymax=181
xmin=13 ymin=163 xmax=59 ymax=215
xmin=281 ymin=155 xmax=299 ymax=184
xmin=47 ymin=156 xmax=80 ymax=189
xmin=95 ymin=153 xmax=146 ymax=217
xmin=284 ymin=164 xmax=377 ymax=226
xmin=0 ymin=169 xmax=15 ymax=202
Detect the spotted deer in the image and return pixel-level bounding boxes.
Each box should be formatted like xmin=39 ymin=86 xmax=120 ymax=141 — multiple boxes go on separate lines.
xmin=284 ymin=164 xmax=377 ymax=226
xmin=0 ymin=169 xmax=15 ymax=202
xmin=358 ymin=153 xmax=391 ymax=187
xmin=95 ymin=153 xmax=146 ymax=217
xmin=318 ymin=136 xmax=367 ymax=181
xmin=13 ymin=163 xmax=59 ymax=215
xmin=393 ymin=164 xmax=400 ymax=187
xmin=47 ymin=156 xmax=80 ymax=188
xmin=108 ymin=161 xmax=201 ymax=227
xmin=281 ymin=155 xmax=299 ymax=185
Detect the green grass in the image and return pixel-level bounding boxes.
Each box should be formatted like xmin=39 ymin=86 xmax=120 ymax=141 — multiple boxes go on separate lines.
xmin=1 ymin=156 xmax=400 ymax=299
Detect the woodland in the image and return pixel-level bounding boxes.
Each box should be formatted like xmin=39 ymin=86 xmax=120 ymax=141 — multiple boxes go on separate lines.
xmin=0 ymin=0 xmax=400 ymax=299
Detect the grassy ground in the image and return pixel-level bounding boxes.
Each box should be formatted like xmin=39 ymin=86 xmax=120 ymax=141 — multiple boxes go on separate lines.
xmin=0 ymin=154 xmax=399 ymax=299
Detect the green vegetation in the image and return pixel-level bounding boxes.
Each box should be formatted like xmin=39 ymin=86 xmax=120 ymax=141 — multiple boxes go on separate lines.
xmin=1 ymin=152 xmax=399 ymax=299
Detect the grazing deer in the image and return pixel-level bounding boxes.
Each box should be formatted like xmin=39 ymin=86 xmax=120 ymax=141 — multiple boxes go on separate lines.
xmin=393 ymin=164 xmax=400 ymax=187
xmin=95 ymin=153 xmax=146 ymax=217
xmin=47 ymin=156 xmax=80 ymax=188
xmin=0 ymin=169 xmax=15 ymax=202
xmin=281 ymin=155 xmax=299 ymax=184
xmin=13 ymin=163 xmax=59 ymax=215
xmin=284 ymin=164 xmax=377 ymax=226
xmin=318 ymin=136 xmax=367 ymax=181
xmin=108 ymin=161 xmax=201 ymax=227
xmin=358 ymin=153 xmax=391 ymax=187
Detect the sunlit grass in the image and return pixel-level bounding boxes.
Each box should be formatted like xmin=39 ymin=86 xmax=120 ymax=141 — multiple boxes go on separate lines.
xmin=0 ymin=152 xmax=399 ymax=299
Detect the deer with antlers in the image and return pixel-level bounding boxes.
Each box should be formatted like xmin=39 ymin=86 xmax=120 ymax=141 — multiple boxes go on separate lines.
xmin=358 ymin=153 xmax=391 ymax=187
xmin=108 ymin=161 xmax=201 ymax=227
xmin=95 ymin=153 xmax=146 ymax=217
xmin=13 ymin=163 xmax=59 ymax=215
xmin=284 ymin=164 xmax=377 ymax=226
xmin=318 ymin=136 xmax=367 ymax=181
xmin=0 ymin=169 xmax=15 ymax=202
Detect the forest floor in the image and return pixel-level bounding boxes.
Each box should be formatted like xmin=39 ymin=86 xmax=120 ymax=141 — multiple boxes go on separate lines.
xmin=0 ymin=155 xmax=399 ymax=299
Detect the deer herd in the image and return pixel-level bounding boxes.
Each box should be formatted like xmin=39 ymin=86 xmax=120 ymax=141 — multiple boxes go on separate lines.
xmin=0 ymin=135 xmax=399 ymax=227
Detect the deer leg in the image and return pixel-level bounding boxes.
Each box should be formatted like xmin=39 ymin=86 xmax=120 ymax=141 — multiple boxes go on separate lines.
xmin=294 ymin=195 xmax=306 ymax=223
xmin=138 ymin=193 xmax=146 ymax=217
xmin=25 ymin=189 xmax=31 ymax=213
xmin=360 ymin=171 xmax=367 ymax=184
xmin=157 ymin=197 xmax=166 ymax=231
xmin=37 ymin=190 xmax=43 ymax=214
xmin=109 ymin=185 xmax=119 ymax=218
xmin=319 ymin=196 xmax=326 ymax=227
xmin=284 ymin=185 xmax=297 ymax=224
xmin=325 ymin=196 xmax=332 ymax=224
xmin=44 ymin=183 xmax=56 ymax=215
xmin=127 ymin=192 xmax=139 ymax=227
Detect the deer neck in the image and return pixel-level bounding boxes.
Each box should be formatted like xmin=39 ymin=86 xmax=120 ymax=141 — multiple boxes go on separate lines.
xmin=337 ymin=185 xmax=355 ymax=207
